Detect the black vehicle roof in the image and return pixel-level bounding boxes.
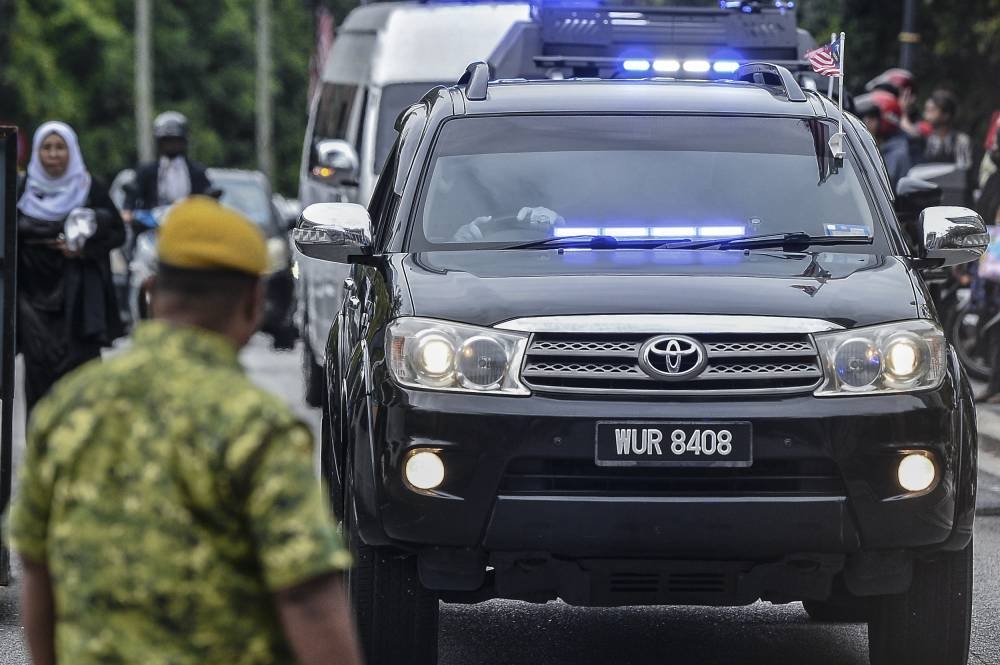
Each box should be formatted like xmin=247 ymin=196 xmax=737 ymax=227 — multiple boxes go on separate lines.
xmin=447 ymin=78 xmax=840 ymax=120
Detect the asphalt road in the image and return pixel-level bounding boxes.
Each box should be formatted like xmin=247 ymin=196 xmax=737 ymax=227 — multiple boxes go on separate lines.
xmin=1 ymin=337 xmax=999 ymax=664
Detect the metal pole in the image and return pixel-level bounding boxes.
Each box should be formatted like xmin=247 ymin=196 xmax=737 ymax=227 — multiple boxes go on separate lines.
xmin=838 ymin=32 xmax=845 ymax=137
xmin=827 ymin=32 xmax=835 ymax=98
xmin=135 ymin=0 xmax=154 ymax=162
xmin=899 ymin=0 xmax=919 ymax=71
xmin=256 ymin=0 xmax=274 ymax=181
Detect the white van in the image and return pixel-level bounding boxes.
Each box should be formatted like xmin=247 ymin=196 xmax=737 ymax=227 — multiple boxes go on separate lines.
xmin=300 ymin=1 xmax=529 ymax=205
xmin=296 ymin=1 xmax=529 ymax=404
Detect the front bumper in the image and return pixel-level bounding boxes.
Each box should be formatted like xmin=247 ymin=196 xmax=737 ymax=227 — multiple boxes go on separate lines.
xmin=361 ymin=362 xmax=973 ymax=564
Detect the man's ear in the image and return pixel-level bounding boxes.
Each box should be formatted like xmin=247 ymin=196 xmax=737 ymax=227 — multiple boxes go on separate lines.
xmin=146 ymin=276 xmax=159 ymax=318
xmin=247 ymin=278 xmax=266 ymax=328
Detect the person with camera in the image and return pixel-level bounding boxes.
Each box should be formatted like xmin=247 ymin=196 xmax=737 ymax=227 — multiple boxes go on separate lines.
xmin=16 ymin=121 xmax=125 ymax=415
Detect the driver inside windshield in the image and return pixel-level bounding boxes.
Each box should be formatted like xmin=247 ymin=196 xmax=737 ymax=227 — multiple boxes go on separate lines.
xmin=427 ymin=156 xmax=566 ymax=242
xmin=452 ymin=206 xmax=565 ymax=242
xmin=419 ymin=115 xmax=876 ymax=249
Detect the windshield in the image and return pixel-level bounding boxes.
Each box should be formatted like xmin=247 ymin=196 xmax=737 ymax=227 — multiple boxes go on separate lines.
xmin=375 ymin=82 xmax=445 ymax=175
xmin=413 ymin=115 xmax=882 ymax=250
xmin=215 ymin=177 xmax=275 ymax=233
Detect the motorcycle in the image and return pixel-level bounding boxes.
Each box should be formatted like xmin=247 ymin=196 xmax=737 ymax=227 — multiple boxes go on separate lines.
xmin=128 ymin=207 xmax=168 ymax=322
xmin=951 ymin=227 xmax=1000 ymax=383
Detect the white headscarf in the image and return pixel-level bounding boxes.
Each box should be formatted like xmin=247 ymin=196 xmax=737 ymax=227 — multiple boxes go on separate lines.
xmin=17 ymin=121 xmax=92 ymax=222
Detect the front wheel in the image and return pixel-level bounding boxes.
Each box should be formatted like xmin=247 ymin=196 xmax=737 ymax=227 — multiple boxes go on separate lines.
xmin=344 ymin=462 xmax=439 ymax=665
xmin=867 ymin=540 xmax=973 ymax=665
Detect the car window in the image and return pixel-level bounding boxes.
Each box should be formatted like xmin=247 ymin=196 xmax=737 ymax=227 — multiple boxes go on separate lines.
xmin=313 ymin=82 xmax=360 ymax=144
xmin=215 ymin=178 xmax=277 ymax=234
xmin=412 ymin=115 xmax=884 ymax=251
xmin=374 ymin=82 xmax=444 ymax=175
xmin=370 ymin=141 xmax=399 ymax=249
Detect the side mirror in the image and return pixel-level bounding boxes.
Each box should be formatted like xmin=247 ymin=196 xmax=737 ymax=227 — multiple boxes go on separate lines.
xmin=311 ymin=139 xmax=360 ymax=187
xmin=895 ymin=177 xmax=942 ymax=219
xmin=918 ymin=206 xmax=989 ymax=267
xmin=292 ymin=203 xmax=372 ymax=263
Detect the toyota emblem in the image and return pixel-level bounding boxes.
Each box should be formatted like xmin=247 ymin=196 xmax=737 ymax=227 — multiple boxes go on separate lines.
xmin=638 ymin=335 xmax=708 ymax=380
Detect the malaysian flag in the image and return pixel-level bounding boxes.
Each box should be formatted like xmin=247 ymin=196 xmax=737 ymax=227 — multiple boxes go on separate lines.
xmin=806 ymin=37 xmax=842 ymax=77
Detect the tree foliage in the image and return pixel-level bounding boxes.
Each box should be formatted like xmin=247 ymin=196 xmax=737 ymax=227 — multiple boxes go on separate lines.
xmin=1 ymin=0 xmax=999 ymax=191
xmin=0 ymin=0 xmax=312 ymax=193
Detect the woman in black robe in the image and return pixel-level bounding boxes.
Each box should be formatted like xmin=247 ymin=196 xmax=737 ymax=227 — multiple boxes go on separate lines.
xmin=16 ymin=121 xmax=124 ymax=415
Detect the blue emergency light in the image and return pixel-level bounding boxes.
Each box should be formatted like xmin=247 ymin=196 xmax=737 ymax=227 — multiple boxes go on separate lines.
xmin=554 ymin=225 xmax=748 ymax=239
xmin=617 ymin=57 xmax=742 ymax=78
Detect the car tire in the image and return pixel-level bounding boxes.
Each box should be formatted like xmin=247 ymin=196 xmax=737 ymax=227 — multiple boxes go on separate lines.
xmin=303 ymin=337 xmax=325 ymax=408
xmin=802 ymin=598 xmax=868 ymax=623
xmin=868 ymin=540 xmax=973 ymax=665
xmin=344 ymin=467 xmax=439 ymax=665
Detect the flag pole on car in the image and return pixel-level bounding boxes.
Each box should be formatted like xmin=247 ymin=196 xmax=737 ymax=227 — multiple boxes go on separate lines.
xmin=807 ymin=32 xmax=846 ymax=159
xmin=826 ymin=33 xmax=836 ymax=98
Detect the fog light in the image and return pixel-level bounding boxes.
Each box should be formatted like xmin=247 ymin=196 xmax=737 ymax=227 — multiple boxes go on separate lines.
xmin=897 ymin=453 xmax=936 ymax=493
xmin=404 ymin=451 xmax=445 ymax=490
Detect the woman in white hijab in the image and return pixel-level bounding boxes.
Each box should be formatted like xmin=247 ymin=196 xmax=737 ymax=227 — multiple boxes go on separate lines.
xmin=17 ymin=121 xmax=125 ymax=416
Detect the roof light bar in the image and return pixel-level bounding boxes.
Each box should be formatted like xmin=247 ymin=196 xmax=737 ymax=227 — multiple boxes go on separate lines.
xmin=622 ymin=58 xmax=745 ymax=77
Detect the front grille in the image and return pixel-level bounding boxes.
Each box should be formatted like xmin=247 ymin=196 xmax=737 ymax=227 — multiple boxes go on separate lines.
xmin=499 ymin=457 xmax=846 ymax=498
xmin=521 ymin=332 xmax=822 ymax=395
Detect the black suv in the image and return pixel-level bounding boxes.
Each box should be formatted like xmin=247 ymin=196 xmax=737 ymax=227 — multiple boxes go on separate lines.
xmin=293 ymin=63 xmax=987 ymax=665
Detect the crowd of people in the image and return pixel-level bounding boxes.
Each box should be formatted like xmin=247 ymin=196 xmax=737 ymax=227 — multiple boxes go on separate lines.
xmin=853 ymin=68 xmax=978 ymax=188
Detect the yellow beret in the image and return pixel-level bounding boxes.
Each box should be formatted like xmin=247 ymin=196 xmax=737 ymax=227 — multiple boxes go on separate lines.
xmin=158 ymin=196 xmax=268 ymax=276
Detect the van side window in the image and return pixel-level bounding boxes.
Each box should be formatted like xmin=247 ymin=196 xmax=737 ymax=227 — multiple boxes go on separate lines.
xmin=308 ymin=83 xmax=360 ymax=182
xmin=313 ymin=83 xmax=358 ymax=142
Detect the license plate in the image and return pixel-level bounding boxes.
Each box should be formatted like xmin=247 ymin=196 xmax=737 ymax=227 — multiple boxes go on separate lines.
xmin=595 ymin=421 xmax=752 ymax=467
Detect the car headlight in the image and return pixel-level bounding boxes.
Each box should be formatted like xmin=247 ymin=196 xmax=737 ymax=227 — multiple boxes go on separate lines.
xmin=813 ymin=320 xmax=947 ymax=396
xmin=386 ymin=317 xmax=530 ymax=395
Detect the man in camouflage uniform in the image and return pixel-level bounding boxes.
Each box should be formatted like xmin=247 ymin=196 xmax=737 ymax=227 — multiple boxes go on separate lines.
xmin=9 ymin=196 xmax=362 ymax=665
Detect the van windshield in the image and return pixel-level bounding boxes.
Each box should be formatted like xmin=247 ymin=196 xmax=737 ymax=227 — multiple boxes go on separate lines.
xmin=413 ymin=115 xmax=884 ymax=251
xmin=375 ymin=82 xmax=444 ymax=174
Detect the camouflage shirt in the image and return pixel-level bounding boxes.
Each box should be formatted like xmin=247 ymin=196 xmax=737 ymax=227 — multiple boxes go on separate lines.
xmin=10 ymin=321 xmax=351 ymax=665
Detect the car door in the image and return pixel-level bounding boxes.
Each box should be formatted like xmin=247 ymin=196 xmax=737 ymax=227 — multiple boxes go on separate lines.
xmin=0 ymin=128 xmax=20 ymax=586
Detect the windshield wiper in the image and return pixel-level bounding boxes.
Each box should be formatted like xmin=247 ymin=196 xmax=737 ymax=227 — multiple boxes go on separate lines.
xmin=504 ymin=235 xmax=666 ymax=250
xmin=656 ymin=231 xmax=873 ymax=251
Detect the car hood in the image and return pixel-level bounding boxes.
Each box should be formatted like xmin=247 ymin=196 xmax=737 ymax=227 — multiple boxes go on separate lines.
xmin=398 ymin=249 xmax=919 ymax=329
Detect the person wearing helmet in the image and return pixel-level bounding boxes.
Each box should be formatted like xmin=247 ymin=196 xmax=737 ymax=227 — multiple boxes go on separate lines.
xmin=865 ymin=68 xmax=916 ymax=98
xmin=855 ymin=90 xmax=912 ymax=187
xmin=122 ymin=111 xmax=211 ymax=222
xmin=865 ymin=68 xmax=923 ymax=156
